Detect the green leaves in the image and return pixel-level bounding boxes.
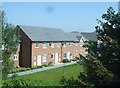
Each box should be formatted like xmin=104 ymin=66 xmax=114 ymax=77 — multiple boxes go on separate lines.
xmin=2 ymin=11 xmax=20 ymax=79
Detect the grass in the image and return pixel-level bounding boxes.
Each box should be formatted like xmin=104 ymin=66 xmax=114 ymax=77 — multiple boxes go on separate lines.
xmin=20 ymin=63 xmax=83 ymax=86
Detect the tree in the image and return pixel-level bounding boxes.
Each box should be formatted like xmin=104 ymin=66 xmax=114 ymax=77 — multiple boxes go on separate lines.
xmin=60 ymin=7 xmax=120 ymax=87
xmin=95 ymin=7 xmax=120 ymax=76
xmin=1 ymin=11 xmax=20 ymax=79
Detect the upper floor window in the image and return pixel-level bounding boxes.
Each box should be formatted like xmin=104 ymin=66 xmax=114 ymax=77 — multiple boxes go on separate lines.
xmin=80 ymin=41 xmax=83 ymax=46
xmin=64 ymin=42 xmax=67 ymax=47
xmin=76 ymin=42 xmax=78 ymax=46
xmin=63 ymin=52 xmax=67 ymax=59
xmin=57 ymin=42 xmax=60 ymax=47
xmin=43 ymin=54 xmax=47 ymax=62
xmin=34 ymin=56 xmax=36 ymax=59
xmin=43 ymin=42 xmax=47 ymax=49
xmin=35 ymin=42 xmax=39 ymax=48
xmin=13 ymin=55 xmax=18 ymax=60
xmin=51 ymin=53 xmax=54 ymax=59
xmin=69 ymin=42 xmax=71 ymax=46
xmin=80 ymin=50 xmax=82 ymax=54
xmin=75 ymin=50 xmax=77 ymax=55
xmin=85 ymin=49 xmax=88 ymax=54
xmin=51 ymin=42 xmax=54 ymax=48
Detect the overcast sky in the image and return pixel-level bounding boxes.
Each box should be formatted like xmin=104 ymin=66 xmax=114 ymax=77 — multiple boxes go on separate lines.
xmin=2 ymin=2 xmax=118 ymax=32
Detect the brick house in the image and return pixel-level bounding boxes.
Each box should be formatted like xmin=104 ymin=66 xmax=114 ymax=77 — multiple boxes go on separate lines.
xmin=9 ymin=25 xmax=98 ymax=68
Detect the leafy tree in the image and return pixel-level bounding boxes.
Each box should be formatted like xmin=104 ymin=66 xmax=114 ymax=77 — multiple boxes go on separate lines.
xmin=95 ymin=7 xmax=120 ymax=76
xmin=60 ymin=7 xmax=120 ymax=87
xmin=83 ymin=41 xmax=98 ymax=57
xmin=1 ymin=11 xmax=20 ymax=79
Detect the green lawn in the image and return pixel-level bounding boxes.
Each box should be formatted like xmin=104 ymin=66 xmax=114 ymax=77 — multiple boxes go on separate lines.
xmin=20 ymin=63 xmax=83 ymax=86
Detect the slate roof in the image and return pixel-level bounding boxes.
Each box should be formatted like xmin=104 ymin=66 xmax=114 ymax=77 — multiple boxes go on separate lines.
xmin=70 ymin=32 xmax=88 ymax=41
xmin=81 ymin=31 xmax=98 ymax=41
xmin=18 ymin=25 xmax=79 ymax=42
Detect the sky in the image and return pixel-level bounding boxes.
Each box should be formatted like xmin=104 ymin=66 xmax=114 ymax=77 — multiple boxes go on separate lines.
xmin=2 ymin=2 xmax=118 ymax=32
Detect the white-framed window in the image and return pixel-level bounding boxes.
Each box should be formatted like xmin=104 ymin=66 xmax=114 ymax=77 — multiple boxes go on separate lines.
xmin=74 ymin=55 xmax=75 ymax=59
xmin=13 ymin=55 xmax=18 ymax=60
xmin=85 ymin=49 xmax=88 ymax=54
xmin=80 ymin=41 xmax=83 ymax=46
xmin=34 ymin=62 xmax=36 ymax=66
xmin=35 ymin=42 xmax=39 ymax=48
xmin=57 ymin=42 xmax=60 ymax=47
xmin=51 ymin=53 xmax=54 ymax=59
xmin=58 ymin=53 xmax=61 ymax=56
xmin=75 ymin=50 xmax=77 ymax=55
xmin=80 ymin=50 xmax=82 ymax=54
xmin=64 ymin=42 xmax=67 ymax=47
xmin=51 ymin=42 xmax=54 ymax=48
xmin=34 ymin=56 xmax=36 ymax=59
xmin=63 ymin=52 xmax=67 ymax=59
xmin=76 ymin=42 xmax=78 ymax=46
xmin=43 ymin=42 xmax=47 ymax=49
xmin=43 ymin=54 xmax=47 ymax=62
xmin=69 ymin=42 xmax=71 ymax=46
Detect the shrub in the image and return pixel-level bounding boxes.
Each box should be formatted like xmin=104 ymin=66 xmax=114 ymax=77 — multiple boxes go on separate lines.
xmin=42 ymin=64 xmax=48 ymax=67
xmin=31 ymin=66 xmax=38 ymax=69
xmin=9 ymin=67 xmax=32 ymax=73
xmin=2 ymin=77 xmax=41 ymax=87
xmin=63 ymin=59 xmax=70 ymax=63
xmin=76 ymin=57 xmax=79 ymax=60
xmin=48 ymin=62 xmax=53 ymax=66
xmin=37 ymin=66 xmax=43 ymax=68
xmin=70 ymin=59 xmax=77 ymax=62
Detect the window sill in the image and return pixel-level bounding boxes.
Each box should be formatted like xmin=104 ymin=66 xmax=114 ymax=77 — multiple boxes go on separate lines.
xmin=35 ymin=47 xmax=39 ymax=48
xmin=13 ymin=59 xmax=18 ymax=61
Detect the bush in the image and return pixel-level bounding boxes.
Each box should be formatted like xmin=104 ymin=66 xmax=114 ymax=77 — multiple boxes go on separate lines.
xmin=31 ymin=66 xmax=38 ymax=69
xmin=70 ymin=59 xmax=77 ymax=62
xmin=2 ymin=77 xmax=41 ymax=87
xmin=48 ymin=62 xmax=53 ymax=66
xmin=63 ymin=59 xmax=70 ymax=63
xmin=42 ymin=64 xmax=48 ymax=67
xmin=9 ymin=67 xmax=31 ymax=73
xmin=37 ymin=66 xmax=43 ymax=68
xmin=76 ymin=57 xmax=79 ymax=60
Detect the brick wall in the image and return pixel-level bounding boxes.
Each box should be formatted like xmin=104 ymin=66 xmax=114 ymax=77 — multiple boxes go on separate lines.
xmin=31 ymin=37 xmax=88 ymax=67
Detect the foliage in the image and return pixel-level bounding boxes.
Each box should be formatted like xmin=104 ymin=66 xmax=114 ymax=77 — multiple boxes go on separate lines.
xmin=1 ymin=11 xmax=20 ymax=79
xmin=63 ymin=59 xmax=70 ymax=63
xmin=10 ymin=67 xmax=31 ymax=73
xmin=83 ymin=41 xmax=98 ymax=57
xmin=76 ymin=57 xmax=79 ymax=60
xmin=48 ymin=62 xmax=53 ymax=66
xmin=60 ymin=54 xmax=115 ymax=87
xmin=2 ymin=77 xmax=42 ymax=87
xmin=70 ymin=59 xmax=77 ymax=62
xmin=42 ymin=64 xmax=48 ymax=67
xmin=37 ymin=65 xmax=43 ymax=68
xmin=31 ymin=66 xmax=38 ymax=69
xmin=95 ymin=7 xmax=120 ymax=77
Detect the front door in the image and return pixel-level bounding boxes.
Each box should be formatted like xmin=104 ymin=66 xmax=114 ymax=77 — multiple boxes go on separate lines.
xmin=37 ymin=55 xmax=41 ymax=66
xmin=55 ymin=53 xmax=58 ymax=64
xmin=67 ymin=52 xmax=70 ymax=60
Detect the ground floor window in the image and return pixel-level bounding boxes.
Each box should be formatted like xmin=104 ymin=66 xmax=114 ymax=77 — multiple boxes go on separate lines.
xmin=51 ymin=53 xmax=54 ymax=59
xmin=63 ymin=52 xmax=67 ymax=59
xmin=43 ymin=54 xmax=47 ymax=62
xmin=85 ymin=49 xmax=88 ymax=54
xmin=80 ymin=50 xmax=82 ymax=54
xmin=13 ymin=55 xmax=17 ymax=60
xmin=75 ymin=50 xmax=77 ymax=55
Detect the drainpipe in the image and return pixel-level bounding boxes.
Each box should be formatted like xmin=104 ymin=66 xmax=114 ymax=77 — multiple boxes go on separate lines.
xmin=61 ymin=42 xmax=63 ymax=63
